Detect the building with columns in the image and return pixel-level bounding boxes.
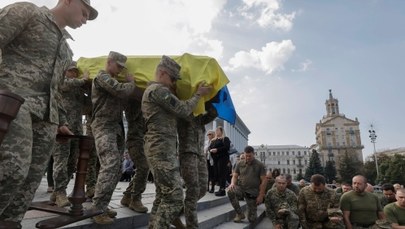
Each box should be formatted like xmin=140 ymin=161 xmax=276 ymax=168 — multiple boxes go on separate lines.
xmin=253 ymin=144 xmax=310 ymax=176
xmin=205 ymin=114 xmax=250 ymax=153
xmin=314 ymin=90 xmax=364 ymax=169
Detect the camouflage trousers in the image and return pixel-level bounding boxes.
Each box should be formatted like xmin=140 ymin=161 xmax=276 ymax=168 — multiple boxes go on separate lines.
xmin=85 ymin=145 xmax=99 ymax=192
xmin=123 ymin=144 xmax=149 ymax=201
xmin=145 ymin=145 xmax=183 ymax=229
xmin=179 ymin=152 xmax=208 ymax=229
xmin=0 ymin=105 xmax=57 ymax=222
xmin=91 ymin=127 xmax=125 ymax=211
xmin=227 ymin=186 xmax=258 ymax=222
xmin=52 ymin=139 xmax=79 ymax=192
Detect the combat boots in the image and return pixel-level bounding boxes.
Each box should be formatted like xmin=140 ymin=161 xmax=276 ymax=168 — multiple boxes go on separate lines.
xmin=50 ymin=192 xmax=56 ymax=202
xmin=129 ymin=199 xmax=148 ymax=213
xmin=105 ymin=208 xmax=117 ymax=218
xmin=120 ymin=193 xmax=131 ymax=206
xmin=92 ymin=213 xmax=114 ymax=225
xmin=233 ymin=213 xmax=246 ymax=223
xmin=171 ymin=217 xmax=186 ymax=229
xmin=55 ymin=191 xmax=70 ymax=207
xmin=85 ymin=187 xmax=95 ymax=198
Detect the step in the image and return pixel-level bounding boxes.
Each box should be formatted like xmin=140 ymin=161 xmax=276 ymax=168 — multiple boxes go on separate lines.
xmin=23 ymin=192 xmax=231 ymax=229
xmin=255 ymin=216 xmax=273 ymax=229
xmin=214 ymin=204 xmax=268 ymax=229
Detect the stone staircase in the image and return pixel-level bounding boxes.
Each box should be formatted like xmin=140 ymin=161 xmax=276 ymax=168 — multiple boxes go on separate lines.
xmin=22 ymin=179 xmax=271 ymax=228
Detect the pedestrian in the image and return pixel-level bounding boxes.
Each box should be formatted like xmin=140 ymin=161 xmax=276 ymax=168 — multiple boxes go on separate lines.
xmin=0 ymin=1 xmax=97 ymax=227
xmin=120 ymin=99 xmax=150 ymax=213
xmin=205 ymin=130 xmax=216 ymax=193
xmin=381 ymin=183 xmax=396 ymax=208
xmin=227 ymin=146 xmax=267 ymax=223
xmin=265 ymin=175 xmax=299 ymax=229
xmin=298 ymin=174 xmax=344 ymax=229
xmin=90 ymin=51 xmax=136 ymax=224
xmin=142 ymin=55 xmax=212 ymax=228
xmin=120 ymin=152 xmax=134 ymax=182
xmin=340 ymin=175 xmax=384 ymax=229
xmin=178 ymin=102 xmax=217 ymax=228
xmin=383 ymin=188 xmax=405 ymax=227
xmin=208 ymin=126 xmax=231 ymax=196
xmin=51 ymin=62 xmax=89 ymax=207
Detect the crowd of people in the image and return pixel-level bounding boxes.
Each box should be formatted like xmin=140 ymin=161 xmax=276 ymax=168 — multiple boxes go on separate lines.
xmin=1 ymin=1 xmax=405 ymax=229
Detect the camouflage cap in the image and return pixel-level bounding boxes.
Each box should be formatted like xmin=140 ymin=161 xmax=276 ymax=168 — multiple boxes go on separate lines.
xmin=67 ymin=61 xmax=78 ymax=71
xmin=159 ymin=55 xmax=181 ymax=80
xmin=81 ymin=0 xmax=98 ymax=20
xmin=108 ymin=51 xmax=127 ymax=68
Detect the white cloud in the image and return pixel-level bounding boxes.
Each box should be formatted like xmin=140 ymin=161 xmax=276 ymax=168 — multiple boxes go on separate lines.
xmin=0 ymin=0 xmax=227 ymax=59
xmin=239 ymin=0 xmax=296 ymax=31
xmin=226 ymin=40 xmax=296 ymax=75
xmin=292 ymin=59 xmax=312 ymax=72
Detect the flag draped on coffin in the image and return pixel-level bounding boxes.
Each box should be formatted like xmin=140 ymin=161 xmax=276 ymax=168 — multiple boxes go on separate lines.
xmin=76 ymin=53 xmax=236 ymax=119
xmin=212 ymin=86 xmax=236 ymax=125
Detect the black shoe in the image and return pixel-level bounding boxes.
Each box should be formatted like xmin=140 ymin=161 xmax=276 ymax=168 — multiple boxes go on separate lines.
xmin=209 ymin=186 xmax=215 ymax=193
xmin=215 ymin=189 xmax=226 ymax=196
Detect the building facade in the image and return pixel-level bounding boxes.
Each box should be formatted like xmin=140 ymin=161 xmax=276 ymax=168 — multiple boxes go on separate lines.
xmin=314 ymin=90 xmax=364 ymax=169
xmin=253 ymin=144 xmax=310 ymax=176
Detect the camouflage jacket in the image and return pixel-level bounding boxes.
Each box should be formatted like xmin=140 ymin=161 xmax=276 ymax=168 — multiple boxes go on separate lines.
xmin=0 ymin=2 xmax=73 ymax=125
xmin=142 ymin=82 xmax=201 ymax=152
xmin=265 ymin=188 xmax=298 ymax=225
xmin=298 ymin=186 xmax=339 ymax=226
xmin=91 ymin=70 xmax=135 ymax=131
xmin=125 ymin=99 xmax=145 ymax=148
xmin=177 ymin=103 xmax=217 ymax=155
xmin=60 ymin=78 xmax=87 ymax=134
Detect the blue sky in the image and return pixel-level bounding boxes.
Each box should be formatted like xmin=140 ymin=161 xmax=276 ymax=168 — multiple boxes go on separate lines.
xmin=1 ymin=0 xmax=404 ymax=159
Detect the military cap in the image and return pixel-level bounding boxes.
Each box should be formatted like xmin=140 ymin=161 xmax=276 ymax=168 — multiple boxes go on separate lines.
xmin=108 ymin=51 xmax=127 ymax=68
xmin=67 ymin=61 xmax=78 ymax=71
xmin=81 ymin=0 xmax=98 ymax=20
xmin=159 ymin=55 xmax=181 ymax=80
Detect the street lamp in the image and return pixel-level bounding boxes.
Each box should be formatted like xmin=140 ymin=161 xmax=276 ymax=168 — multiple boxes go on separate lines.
xmin=368 ymin=125 xmax=379 ymax=180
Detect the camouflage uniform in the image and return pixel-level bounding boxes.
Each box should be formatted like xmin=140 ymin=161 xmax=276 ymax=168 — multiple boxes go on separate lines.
xmin=0 ymin=3 xmax=73 ymax=223
xmin=227 ymin=159 xmax=266 ymax=222
xmin=53 ymin=77 xmax=87 ymax=193
xmin=265 ymin=188 xmax=299 ymax=229
xmin=84 ymin=114 xmax=99 ymax=197
xmin=123 ymin=99 xmax=149 ymax=203
xmin=142 ymin=81 xmax=202 ymax=229
xmin=91 ymin=68 xmax=135 ymax=212
xmin=298 ymin=186 xmax=344 ymax=229
xmin=178 ymin=104 xmax=217 ymax=228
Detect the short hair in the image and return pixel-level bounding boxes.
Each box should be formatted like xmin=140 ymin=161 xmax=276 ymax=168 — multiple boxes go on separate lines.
xmin=382 ymin=183 xmax=395 ymax=193
xmin=310 ymin=174 xmax=326 ymax=185
xmin=276 ymin=175 xmax=286 ymax=182
xmin=397 ymin=188 xmax=405 ymax=195
xmin=285 ymin=174 xmax=292 ymax=180
xmin=244 ymin=145 xmax=254 ymax=154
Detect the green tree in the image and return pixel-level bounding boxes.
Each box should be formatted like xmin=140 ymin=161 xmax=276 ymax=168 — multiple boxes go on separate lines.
xmin=339 ymin=150 xmax=363 ymax=184
xmin=304 ymin=149 xmax=323 ymax=181
xmin=295 ymin=171 xmax=304 ymax=181
xmin=324 ymin=160 xmax=337 ymax=183
xmin=384 ymin=154 xmax=405 ymax=184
